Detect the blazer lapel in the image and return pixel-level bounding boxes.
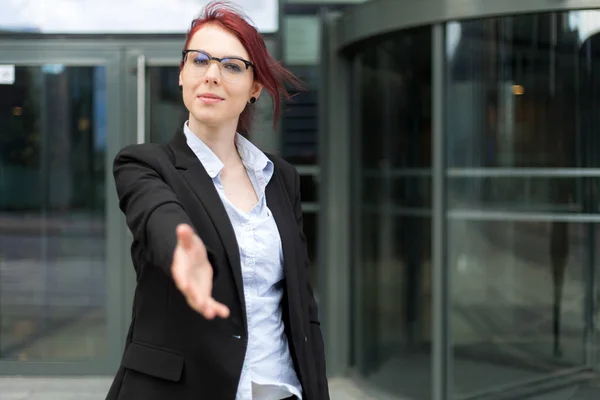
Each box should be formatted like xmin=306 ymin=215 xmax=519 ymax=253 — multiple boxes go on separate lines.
xmin=265 ymin=167 xmax=303 ymax=338
xmin=168 ymin=129 xmax=247 ymax=329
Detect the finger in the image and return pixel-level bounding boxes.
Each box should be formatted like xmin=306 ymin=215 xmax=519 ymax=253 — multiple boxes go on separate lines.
xmin=202 ymin=302 xmax=217 ymax=320
xmin=210 ymin=298 xmax=230 ymax=319
xmin=193 ymin=264 xmax=214 ymax=301
xmin=197 ymin=298 xmax=229 ymax=320
xmin=171 ymin=246 xmax=190 ymax=292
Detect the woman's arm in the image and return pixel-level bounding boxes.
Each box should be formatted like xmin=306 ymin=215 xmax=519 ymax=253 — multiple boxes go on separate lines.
xmin=113 ymin=144 xmax=229 ymax=319
xmin=113 ymin=144 xmax=192 ymax=276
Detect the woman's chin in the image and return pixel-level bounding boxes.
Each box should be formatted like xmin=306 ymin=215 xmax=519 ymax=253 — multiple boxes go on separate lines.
xmin=190 ymin=112 xmax=223 ymax=127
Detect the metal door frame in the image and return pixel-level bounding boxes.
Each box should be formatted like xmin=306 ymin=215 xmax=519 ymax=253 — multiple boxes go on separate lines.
xmin=0 ymin=39 xmax=126 ymax=375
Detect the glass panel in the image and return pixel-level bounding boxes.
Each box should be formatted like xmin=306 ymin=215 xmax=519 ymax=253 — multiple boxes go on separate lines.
xmin=148 ymin=67 xmax=188 ymax=144
xmin=447 ymin=10 xmax=600 ymax=396
xmin=449 ymin=219 xmax=591 ymax=393
xmin=282 ymin=65 xmax=319 ymax=165
xmin=0 ymin=65 xmax=107 ymax=361
xmin=353 ymin=27 xmax=432 ymax=399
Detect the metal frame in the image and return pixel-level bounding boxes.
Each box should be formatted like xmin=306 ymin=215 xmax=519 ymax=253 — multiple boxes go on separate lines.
xmin=432 ymin=22 xmax=451 ymax=400
xmin=349 ymin=54 xmax=364 ymax=376
xmin=336 ymin=0 xmax=600 ymax=52
xmin=0 ymin=41 xmax=125 ymax=375
xmin=318 ymin=8 xmax=352 ymax=376
xmin=324 ymin=0 xmax=600 ymax=399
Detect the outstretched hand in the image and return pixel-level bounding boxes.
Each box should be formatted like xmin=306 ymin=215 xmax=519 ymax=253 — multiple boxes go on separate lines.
xmin=171 ymin=224 xmax=230 ymax=319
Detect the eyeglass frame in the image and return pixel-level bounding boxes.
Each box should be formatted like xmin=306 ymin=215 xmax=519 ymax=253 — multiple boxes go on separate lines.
xmin=181 ymin=49 xmax=255 ymax=73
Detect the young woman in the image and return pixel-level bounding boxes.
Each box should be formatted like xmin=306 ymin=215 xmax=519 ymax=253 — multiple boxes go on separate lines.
xmin=105 ymin=2 xmax=328 ymax=399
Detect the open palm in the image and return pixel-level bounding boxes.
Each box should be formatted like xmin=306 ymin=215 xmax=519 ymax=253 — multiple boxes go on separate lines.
xmin=171 ymin=224 xmax=230 ymax=319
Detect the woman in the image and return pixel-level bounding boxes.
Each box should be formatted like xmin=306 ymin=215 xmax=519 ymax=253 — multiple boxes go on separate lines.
xmin=105 ymin=2 xmax=328 ymax=399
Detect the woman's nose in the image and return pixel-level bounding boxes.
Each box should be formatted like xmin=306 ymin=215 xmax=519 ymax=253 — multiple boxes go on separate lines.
xmin=204 ymin=63 xmax=221 ymax=83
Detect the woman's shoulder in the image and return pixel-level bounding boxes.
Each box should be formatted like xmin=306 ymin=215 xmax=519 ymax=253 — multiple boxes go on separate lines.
xmin=114 ymin=142 xmax=173 ymax=166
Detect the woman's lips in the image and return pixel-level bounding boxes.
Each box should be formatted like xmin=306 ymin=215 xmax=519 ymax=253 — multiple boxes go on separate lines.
xmin=198 ymin=95 xmax=224 ymax=104
xmin=198 ymin=96 xmax=223 ymax=104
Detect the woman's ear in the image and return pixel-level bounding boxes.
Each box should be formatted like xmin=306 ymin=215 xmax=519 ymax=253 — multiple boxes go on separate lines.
xmin=251 ymin=82 xmax=263 ymax=101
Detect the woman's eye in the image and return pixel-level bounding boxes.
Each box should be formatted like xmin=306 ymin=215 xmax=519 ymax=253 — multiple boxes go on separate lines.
xmin=224 ymin=63 xmax=242 ymax=72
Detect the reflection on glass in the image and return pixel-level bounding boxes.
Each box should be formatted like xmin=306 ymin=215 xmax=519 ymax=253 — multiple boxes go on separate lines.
xmin=353 ymin=27 xmax=432 ymax=399
xmin=0 ymin=66 xmax=107 ymax=361
xmin=148 ymin=67 xmax=188 ymax=144
xmin=281 ymin=65 xmax=320 ymax=165
xmin=449 ymin=219 xmax=591 ymax=394
xmin=447 ymin=10 xmax=600 ymax=396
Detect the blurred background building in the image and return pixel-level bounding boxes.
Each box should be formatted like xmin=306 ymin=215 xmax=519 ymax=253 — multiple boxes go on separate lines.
xmin=2 ymin=0 xmax=600 ymax=399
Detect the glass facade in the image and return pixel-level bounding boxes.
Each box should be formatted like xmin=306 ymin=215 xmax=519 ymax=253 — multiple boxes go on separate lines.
xmin=352 ymin=27 xmax=433 ymax=399
xmin=0 ymin=66 xmax=107 ymax=361
xmin=346 ymin=7 xmax=600 ymax=400
xmin=147 ymin=67 xmax=188 ymax=144
xmin=447 ymin=12 xmax=598 ymax=396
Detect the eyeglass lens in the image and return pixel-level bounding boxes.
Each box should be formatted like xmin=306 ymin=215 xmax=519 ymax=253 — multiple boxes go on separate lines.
xmin=186 ymin=51 xmax=246 ymax=81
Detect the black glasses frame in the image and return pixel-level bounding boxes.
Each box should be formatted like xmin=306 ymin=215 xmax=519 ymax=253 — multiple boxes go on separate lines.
xmin=181 ymin=49 xmax=254 ymax=70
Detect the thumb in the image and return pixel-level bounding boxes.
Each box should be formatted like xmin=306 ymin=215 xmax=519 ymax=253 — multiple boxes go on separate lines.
xmin=176 ymin=224 xmax=195 ymax=251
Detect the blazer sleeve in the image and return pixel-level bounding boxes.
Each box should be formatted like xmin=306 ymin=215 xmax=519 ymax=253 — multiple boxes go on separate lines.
xmin=113 ymin=144 xmax=193 ymax=277
xmin=292 ymin=168 xmax=330 ymax=399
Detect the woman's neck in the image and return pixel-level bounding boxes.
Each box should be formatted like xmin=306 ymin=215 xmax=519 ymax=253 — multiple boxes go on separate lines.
xmin=187 ymin=118 xmax=240 ymax=167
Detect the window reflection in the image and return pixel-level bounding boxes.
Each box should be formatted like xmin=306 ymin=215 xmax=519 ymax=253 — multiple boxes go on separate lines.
xmin=0 ymin=66 xmax=107 ymax=361
xmin=148 ymin=67 xmax=188 ymax=144
xmin=352 ymin=27 xmax=432 ymax=399
xmin=447 ymin=10 xmax=600 ymax=396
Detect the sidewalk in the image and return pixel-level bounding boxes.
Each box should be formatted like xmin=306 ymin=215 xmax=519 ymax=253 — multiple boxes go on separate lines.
xmin=0 ymin=376 xmax=374 ymax=400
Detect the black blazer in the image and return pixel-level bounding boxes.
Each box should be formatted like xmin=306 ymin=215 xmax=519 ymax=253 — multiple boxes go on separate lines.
xmin=106 ymin=130 xmax=329 ymax=400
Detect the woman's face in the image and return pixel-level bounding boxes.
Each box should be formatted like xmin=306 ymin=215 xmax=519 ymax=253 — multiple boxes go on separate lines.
xmin=179 ymin=23 xmax=262 ymax=131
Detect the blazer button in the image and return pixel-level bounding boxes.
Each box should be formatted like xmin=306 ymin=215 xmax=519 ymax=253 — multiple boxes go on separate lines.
xmin=304 ymin=336 xmax=308 ymax=342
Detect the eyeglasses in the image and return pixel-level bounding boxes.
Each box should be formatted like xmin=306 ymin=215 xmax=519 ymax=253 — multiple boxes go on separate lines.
xmin=181 ymin=49 xmax=254 ymax=83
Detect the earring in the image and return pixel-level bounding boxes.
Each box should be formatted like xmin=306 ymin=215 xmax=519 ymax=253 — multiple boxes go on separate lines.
xmin=249 ymin=97 xmax=256 ymax=104
xmin=179 ymin=84 xmax=183 ymax=91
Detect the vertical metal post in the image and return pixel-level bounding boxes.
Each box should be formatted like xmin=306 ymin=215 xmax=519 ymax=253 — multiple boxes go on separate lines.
xmin=432 ymin=22 xmax=451 ymax=400
xmin=318 ymin=10 xmax=352 ymax=376
xmin=136 ymin=55 xmax=146 ymax=145
xmin=349 ymin=54 xmax=364 ymax=371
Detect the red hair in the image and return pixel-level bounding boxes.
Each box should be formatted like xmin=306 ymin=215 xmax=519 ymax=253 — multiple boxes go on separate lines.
xmin=181 ymin=0 xmax=302 ymax=135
